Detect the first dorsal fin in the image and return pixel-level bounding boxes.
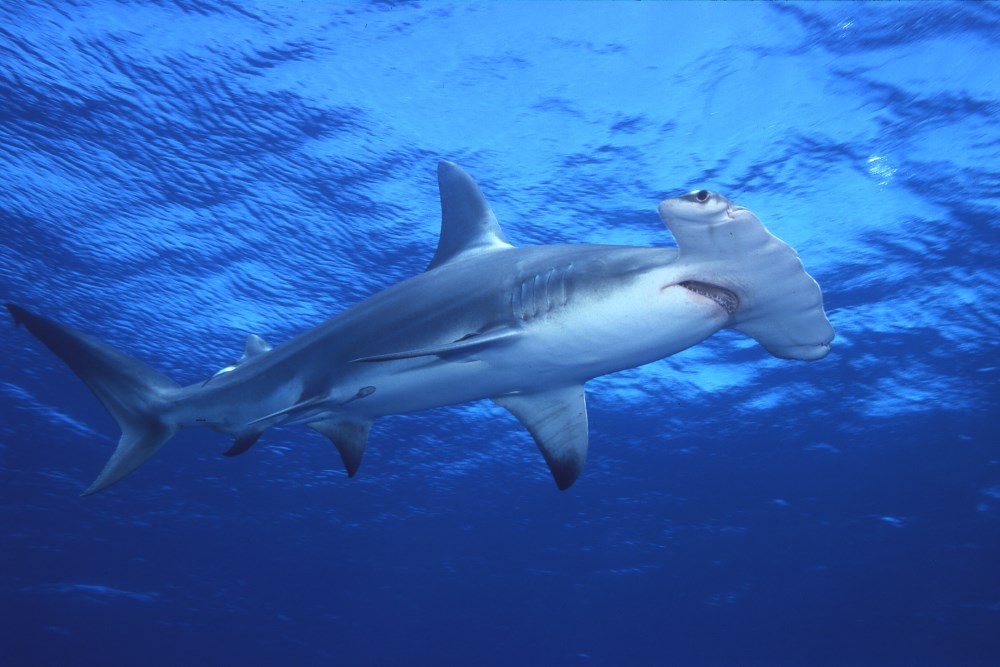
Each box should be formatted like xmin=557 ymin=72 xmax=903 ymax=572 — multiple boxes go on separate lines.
xmin=426 ymin=161 xmax=512 ymax=271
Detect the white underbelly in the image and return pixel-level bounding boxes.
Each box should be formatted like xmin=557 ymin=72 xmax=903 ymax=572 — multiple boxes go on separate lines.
xmin=351 ymin=282 xmax=728 ymax=417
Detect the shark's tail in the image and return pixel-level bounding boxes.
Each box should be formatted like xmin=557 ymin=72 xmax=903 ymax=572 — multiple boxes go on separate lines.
xmin=6 ymin=304 xmax=181 ymax=495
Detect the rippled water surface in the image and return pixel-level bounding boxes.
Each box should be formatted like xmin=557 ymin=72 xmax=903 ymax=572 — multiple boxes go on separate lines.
xmin=1 ymin=2 xmax=998 ymax=665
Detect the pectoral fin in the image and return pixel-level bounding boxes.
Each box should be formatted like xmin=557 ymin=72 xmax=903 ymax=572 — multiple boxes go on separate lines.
xmin=493 ymin=385 xmax=588 ymax=490
xmin=248 ymin=396 xmax=327 ymax=425
xmin=352 ymin=328 xmax=519 ymax=363
xmin=308 ymin=419 xmax=372 ymax=477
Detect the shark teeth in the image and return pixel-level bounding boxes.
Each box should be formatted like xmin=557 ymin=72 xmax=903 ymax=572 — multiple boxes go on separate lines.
xmin=679 ymin=281 xmax=739 ymax=314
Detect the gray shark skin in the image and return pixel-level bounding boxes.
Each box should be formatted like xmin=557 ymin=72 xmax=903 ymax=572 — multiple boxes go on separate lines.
xmin=6 ymin=162 xmax=834 ymax=495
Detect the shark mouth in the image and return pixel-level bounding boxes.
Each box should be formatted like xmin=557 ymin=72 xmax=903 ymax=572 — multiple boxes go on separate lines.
xmin=679 ymin=281 xmax=739 ymax=314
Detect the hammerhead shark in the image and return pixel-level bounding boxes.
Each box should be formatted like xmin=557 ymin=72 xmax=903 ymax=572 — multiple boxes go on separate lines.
xmin=6 ymin=162 xmax=834 ymax=495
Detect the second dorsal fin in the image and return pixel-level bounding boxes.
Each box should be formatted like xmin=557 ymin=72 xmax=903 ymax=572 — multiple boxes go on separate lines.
xmin=242 ymin=334 xmax=272 ymax=358
xmin=426 ymin=161 xmax=512 ymax=271
xmin=204 ymin=334 xmax=273 ymax=385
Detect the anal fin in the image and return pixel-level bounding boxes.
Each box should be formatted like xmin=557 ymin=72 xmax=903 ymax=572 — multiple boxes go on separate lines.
xmin=223 ymin=431 xmax=263 ymax=457
xmin=308 ymin=419 xmax=372 ymax=477
xmin=493 ymin=385 xmax=588 ymax=490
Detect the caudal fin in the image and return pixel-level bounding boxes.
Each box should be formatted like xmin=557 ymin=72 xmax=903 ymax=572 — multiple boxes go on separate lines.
xmin=6 ymin=304 xmax=180 ymax=495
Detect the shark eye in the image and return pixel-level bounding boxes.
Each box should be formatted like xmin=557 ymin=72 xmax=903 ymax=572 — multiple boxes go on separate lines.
xmin=695 ymin=190 xmax=710 ymax=203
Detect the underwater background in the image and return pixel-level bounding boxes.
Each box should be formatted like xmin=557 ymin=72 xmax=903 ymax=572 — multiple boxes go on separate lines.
xmin=1 ymin=1 xmax=998 ymax=665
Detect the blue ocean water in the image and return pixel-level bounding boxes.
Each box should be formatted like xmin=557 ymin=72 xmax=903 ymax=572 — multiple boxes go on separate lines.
xmin=1 ymin=1 xmax=998 ymax=665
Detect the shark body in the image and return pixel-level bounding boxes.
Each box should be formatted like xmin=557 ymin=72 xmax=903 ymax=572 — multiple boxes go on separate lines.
xmin=7 ymin=162 xmax=834 ymax=495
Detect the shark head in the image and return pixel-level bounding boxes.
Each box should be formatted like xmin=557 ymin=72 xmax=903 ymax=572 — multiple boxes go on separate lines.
xmin=658 ymin=190 xmax=834 ymax=361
